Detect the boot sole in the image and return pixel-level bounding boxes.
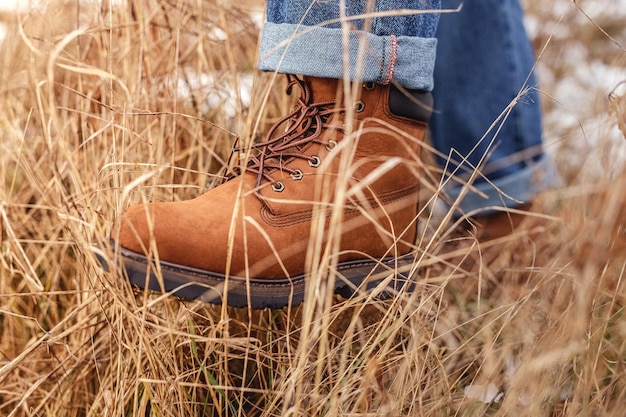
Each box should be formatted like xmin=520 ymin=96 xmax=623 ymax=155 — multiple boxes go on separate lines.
xmin=96 ymin=242 xmax=417 ymax=309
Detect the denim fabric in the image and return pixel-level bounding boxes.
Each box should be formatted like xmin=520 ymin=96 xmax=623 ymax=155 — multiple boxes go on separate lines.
xmin=430 ymin=0 xmax=548 ymax=214
xmin=444 ymin=155 xmax=558 ymax=216
xmin=258 ymin=0 xmax=440 ymax=90
xmin=258 ymin=23 xmax=437 ymax=89
xmin=265 ymin=0 xmax=440 ymax=37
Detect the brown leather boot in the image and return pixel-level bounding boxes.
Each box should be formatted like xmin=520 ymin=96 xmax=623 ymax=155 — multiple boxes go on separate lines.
xmin=113 ymin=75 xmax=432 ymax=308
xmin=439 ymin=202 xmax=550 ymax=276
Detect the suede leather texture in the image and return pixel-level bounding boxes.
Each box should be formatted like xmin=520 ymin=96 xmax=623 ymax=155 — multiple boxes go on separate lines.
xmin=117 ymin=77 xmax=428 ymax=279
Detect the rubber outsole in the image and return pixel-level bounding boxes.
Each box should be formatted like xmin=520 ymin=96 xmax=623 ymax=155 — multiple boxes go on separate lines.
xmin=96 ymin=242 xmax=417 ymax=309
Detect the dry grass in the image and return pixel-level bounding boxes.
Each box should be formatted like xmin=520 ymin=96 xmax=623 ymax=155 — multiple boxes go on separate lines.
xmin=0 ymin=0 xmax=625 ymax=416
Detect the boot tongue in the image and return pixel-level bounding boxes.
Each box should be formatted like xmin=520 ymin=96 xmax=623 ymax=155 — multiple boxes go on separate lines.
xmin=303 ymin=76 xmax=342 ymax=103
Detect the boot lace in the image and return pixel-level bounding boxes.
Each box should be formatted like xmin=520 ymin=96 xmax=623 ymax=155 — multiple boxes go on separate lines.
xmin=231 ymin=75 xmax=345 ymax=190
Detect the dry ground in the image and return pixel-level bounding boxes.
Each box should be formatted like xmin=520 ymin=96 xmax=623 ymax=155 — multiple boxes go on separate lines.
xmin=0 ymin=0 xmax=625 ymax=416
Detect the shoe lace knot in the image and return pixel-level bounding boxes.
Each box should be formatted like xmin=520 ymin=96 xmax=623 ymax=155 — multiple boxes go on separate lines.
xmin=231 ymin=75 xmax=344 ymax=189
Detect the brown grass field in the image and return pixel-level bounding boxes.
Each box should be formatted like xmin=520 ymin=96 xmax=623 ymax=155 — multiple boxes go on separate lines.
xmin=1 ymin=0 xmax=625 ymax=415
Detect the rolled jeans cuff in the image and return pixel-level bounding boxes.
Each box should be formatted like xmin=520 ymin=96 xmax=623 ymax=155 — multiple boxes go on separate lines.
xmin=257 ymin=22 xmax=437 ymax=91
xmin=445 ymin=155 xmax=560 ymax=217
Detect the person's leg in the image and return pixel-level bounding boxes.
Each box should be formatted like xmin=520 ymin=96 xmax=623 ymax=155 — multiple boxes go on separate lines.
xmin=259 ymin=0 xmax=440 ymax=90
xmin=112 ymin=1 xmax=441 ymax=308
xmin=430 ymin=0 xmax=548 ymax=216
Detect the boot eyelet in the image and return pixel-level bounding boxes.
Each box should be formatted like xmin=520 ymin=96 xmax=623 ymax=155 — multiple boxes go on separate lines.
xmin=354 ymin=101 xmax=365 ymax=113
xmin=325 ymin=140 xmax=337 ymax=151
xmin=290 ymin=169 xmax=303 ymax=181
xmin=363 ymin=82 xmax=376 ymax=91
xmin=271 ymin=181 xmax=285 ymax=192
xmin=308 ymin=156 xmax=321 ymax=167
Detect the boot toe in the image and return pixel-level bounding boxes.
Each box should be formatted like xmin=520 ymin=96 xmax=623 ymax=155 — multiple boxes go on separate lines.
xmin=116 ymin=204 xmax=154 ymax=255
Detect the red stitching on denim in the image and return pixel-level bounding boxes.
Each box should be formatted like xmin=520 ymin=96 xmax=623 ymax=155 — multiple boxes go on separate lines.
xmin=382 ymin=35 xmax=398 ymax=85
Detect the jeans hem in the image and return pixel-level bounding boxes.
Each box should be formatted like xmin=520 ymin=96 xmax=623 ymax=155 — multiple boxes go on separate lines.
xmin=444 ymin=155 xmax=559 ymax=217
xmin=257 ymin=22 xmax=437 ymax=91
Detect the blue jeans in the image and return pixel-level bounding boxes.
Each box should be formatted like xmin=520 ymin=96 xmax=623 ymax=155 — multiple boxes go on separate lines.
xmin=431 ymin=0 xmax=550 ymax=215
xmin=258 ymin=0 xmax=551 ymax=215
xmin=258 ymin=0 xmax=441 ymax=90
